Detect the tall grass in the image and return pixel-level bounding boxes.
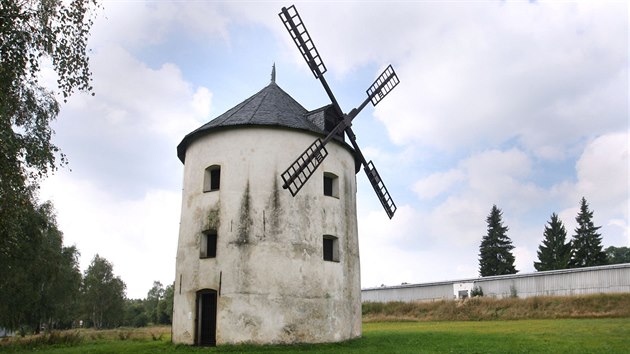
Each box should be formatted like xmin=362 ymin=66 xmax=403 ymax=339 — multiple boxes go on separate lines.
xmin=1 ymin=319 xmax=629 ymax=353
xmin=362 ymin=293 xmax=630 ymax=322
xmin=2 ymin=294 xmax=629 ymax=352
xmin=0 ymin=326 xmax=170 ymax=351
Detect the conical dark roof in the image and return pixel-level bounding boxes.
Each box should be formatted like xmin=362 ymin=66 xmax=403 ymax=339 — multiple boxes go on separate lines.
xmin=177 ymin=82 xmax=331 ymax=163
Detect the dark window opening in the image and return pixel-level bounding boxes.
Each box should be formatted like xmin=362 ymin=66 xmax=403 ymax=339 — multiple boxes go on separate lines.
xmin=201 ymin=231 xmax=217 ymax=259
xmin=324 ymin=176 xmax=333 ymax=196
xmin=210 ymin=169 xmax=220 ymax=190
xmin=323 ymin=235 xmax=339 ymax=262
xmin=323 ymin=238 xmax=333 ymax=261
xmin=323 ymin=172 xmax=339 ymax=198
xmin=203 ymin=166 xmax=221 ymax=192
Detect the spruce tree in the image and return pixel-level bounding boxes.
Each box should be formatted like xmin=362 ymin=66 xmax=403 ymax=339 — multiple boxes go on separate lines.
xmin=534 ymin=213 xmax=571 ymax=271
xmin=479 ymin=205 xmax=518 ymax=276
xmin=569 ymin=197 xmax=607 ymax=268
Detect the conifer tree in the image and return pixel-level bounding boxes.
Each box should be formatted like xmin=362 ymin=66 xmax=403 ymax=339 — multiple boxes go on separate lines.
xmin=570 ymin=197 xmax=607 ymax=267
xmin=534 ymin=213 xmax=571 ymax=271
xmin=479 ymin=205 xmax=517 ymax=276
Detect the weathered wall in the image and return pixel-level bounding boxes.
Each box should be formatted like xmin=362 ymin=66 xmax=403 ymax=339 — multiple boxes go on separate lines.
xmin=362 ymin=263 xmax=630 ymax=302
xmin=173 ymin=127 xmax=360 ymax=345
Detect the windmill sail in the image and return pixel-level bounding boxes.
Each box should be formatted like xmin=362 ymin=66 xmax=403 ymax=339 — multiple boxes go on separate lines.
xmin=279 ymin=4 xmax=400 ymax=219
xmin=367 ymin=65 xmax=400 ymax=106
xmin=281 ymin=138 xmax=328 ymax=196
xmin=364 ymin=161 xmax=397 ymax=219
xmin=279 ymin=5 xmax=327 ymax=79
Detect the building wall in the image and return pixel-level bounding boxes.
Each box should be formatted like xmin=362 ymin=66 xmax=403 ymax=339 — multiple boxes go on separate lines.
xmin=362 ymin=264 xmax=630 ymax=303
xmin=173 ymin=127 xmax=360 ymax=345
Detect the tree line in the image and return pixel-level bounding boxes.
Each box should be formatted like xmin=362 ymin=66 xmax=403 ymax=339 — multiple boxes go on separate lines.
xmin=0 ymin=198 xmax=174 ymax=334
xmin=0 ymin=0 xmax=175 ymax=335
xmin=0 ymin=0 xmax=173 ymax=334
xmin=479 ymin=197 xmax=629 ymax=277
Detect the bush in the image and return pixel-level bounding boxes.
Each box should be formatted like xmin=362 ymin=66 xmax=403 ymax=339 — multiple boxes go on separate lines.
xmin=509 ymin=285 xmax=518 ymax=298
xmin=1 ymin=331 xmax=83 ymax=350
xmin=471 ymin=286 xmax=484 ymax=297
xmin=117 ymin=330 xmax=131 ymax=340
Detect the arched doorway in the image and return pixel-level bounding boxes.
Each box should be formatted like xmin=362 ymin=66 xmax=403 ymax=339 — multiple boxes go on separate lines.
xmin=195 ymin=289 xmax=217 ymax=346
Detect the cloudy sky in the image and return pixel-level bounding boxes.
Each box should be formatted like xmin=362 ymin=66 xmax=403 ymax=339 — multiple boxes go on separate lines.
xmin=40 ymin=1 xmax=628 ymax=299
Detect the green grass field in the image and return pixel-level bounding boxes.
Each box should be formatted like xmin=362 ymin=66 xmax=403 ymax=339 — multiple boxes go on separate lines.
xmin=2 ymin=318 xmax=629 ymax=353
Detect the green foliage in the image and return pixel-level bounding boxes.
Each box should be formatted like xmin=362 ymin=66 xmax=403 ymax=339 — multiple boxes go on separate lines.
xmin=0 ymin=0 xmax=99 ymax=333
xmin=123 ymin=299 xmax=148 ymax=328
xmin=121 ymin=281 xmax=173 ymax=328
xmin=478 ymin=205 xmax=517 ymax=277
xmin=605 ymin=246 xmax=630 ymax=264
xmin=509 ymin=285 xmax=518 ymax=298
xmin=0 ymin=0 xmax=99 ymax=204
xmin=0 ymin=201 xmax=81 ymax=332
xmin=570 ymin=197 xmax=607 ymax=268
xmin=144 ymin=281 xmax=164 ymax=325
xmin=534 ymin=213 xmax=571 ymax=271
xmin=81 ymin=255 xmax=126 ymax=329
xmin=470 ymin=286 xmax=484 ymax=297
xmin=158 ymin=283 xmax=174 ymax=325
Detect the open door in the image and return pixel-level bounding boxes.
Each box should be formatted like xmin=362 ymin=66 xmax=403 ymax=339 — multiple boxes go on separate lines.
xmin=195 ymin=289 xmax=217 ymax=346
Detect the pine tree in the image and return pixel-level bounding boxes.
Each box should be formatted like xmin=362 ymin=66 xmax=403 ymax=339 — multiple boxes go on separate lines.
xmin=534 ymin=213 xmax=571 ymax=271
xmin=479 ymin=205 xmax=518 ymax=276
xmin=569 ymin=197 xmax=607 ymax=268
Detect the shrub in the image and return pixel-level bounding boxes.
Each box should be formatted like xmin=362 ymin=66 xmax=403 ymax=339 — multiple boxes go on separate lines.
xmin=118 ymin=330 xmax=131 ymax=340
xmin=471 ymin=286 xmax=484 ymax=297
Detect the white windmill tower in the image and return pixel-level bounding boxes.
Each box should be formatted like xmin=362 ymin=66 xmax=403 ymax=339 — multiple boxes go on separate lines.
xmin=172 ymin=5 xmax=399 ymax=346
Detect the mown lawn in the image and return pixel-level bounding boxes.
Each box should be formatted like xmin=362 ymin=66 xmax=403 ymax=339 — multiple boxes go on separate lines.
xmin=2 ymin=318 xmax=629 ymax=353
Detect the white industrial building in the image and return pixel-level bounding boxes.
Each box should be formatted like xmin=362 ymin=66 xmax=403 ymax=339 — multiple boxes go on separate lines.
xmin=362 ymin=263 xmax=630 ymax=302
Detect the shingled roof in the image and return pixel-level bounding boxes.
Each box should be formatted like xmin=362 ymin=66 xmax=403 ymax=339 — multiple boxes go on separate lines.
xmin=177 ymin=81 xmax=342 ymax=163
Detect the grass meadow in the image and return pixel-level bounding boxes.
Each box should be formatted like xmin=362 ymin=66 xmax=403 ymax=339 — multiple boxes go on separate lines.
xmin=1 ymin=318 xmax=629 ymax=353
xmin=2 ymin=295 xmax=630 ymax=353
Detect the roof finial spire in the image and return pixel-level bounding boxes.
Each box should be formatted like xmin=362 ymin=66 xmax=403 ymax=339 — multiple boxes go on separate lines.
xmin=271 ymin=62 xmax=276 ymax=84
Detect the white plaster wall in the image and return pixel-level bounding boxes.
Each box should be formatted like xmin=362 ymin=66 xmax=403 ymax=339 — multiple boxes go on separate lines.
xmin=172 ymin=126 xmax=360 ymax=345
xmin=453 ymin=282 xmax=475 ymax=299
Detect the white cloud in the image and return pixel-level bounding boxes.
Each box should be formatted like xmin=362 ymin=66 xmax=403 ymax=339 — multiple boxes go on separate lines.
xmin=42 ymin=44 xmax=213 ymax=297
xmin=361 ymin=148 xmax=541 ymax=284
xmin=414 ymin=148 xmax=543 ymax=210
xmin=413 ymin=169 xmax=465 ymax=200
xmin=53 ymin=44 xmax=208 ymax=198
xmin=87 ymin=45 xmax=204 ymax=139
xmin=91 ymin=2 xmax=232 ymax=49
xmin=35 ymin=1 xmax=627 ymax=297
xmin=360 ymin=130 xmax=628 ymax=286
xmin=40 ymin=172 xmax=181 ymax=299
xmin=365 ymin=2 xmax=627 ymax=157
xmin=560 ymin=131 xmax=629 ymax=246
xmin=575 ymin=131 xmax=629 ymax=213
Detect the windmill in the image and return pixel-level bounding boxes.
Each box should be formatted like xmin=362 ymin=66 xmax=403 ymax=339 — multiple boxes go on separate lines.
xmin=279 ymin=5 xmax=399 ymax=219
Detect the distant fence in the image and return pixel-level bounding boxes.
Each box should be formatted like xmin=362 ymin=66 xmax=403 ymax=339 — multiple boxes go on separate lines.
xmin=361 ymin=263 xmax=630 ymax=302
